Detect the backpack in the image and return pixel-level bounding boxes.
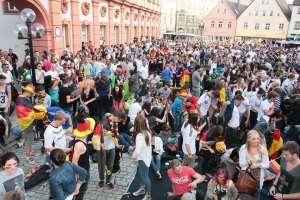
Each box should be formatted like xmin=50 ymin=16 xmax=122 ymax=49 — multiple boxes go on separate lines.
xmin=78 ymin=97 xmax=90 ymax=118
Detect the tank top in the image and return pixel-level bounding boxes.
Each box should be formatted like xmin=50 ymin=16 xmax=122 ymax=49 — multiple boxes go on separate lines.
xmin=0 ymin=85 xmax=8 ymax=108
xmin=73 ymin=140 xmax=90 ymax=172
xmin=48 ymin=87 xmax=59 ymax=102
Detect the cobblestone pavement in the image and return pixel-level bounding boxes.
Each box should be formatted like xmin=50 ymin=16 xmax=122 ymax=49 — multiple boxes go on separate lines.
xmin=6 ymin=113 xmax=137 ymax=200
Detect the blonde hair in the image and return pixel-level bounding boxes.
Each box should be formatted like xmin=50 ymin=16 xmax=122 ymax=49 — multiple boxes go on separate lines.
xmin=272 ymin=81 xmax=279 ymax=88
xmin=84 ymin=79 xmax=91 ymax=98
xmin=53 ymin=111 xmax=68 ymax=121
xmin=246 ymin=130 xmax=263 ymax=160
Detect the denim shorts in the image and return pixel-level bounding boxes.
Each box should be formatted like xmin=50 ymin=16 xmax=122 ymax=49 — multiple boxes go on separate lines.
xmin=24 ymin=125 xmax=34 ymax=147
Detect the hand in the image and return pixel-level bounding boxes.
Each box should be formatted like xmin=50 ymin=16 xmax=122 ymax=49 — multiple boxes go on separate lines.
xmin=63 ymin=148 xmax=71 ymax=153
xmin=100 ymin=143 xmax=106 ymax=150
xmin=188 ymin=181 xmax=197 ymax=188
xmin=74 ymin=188 xmax=80 ymax=195
xmin=76 ymin=95 xmax=81 ymax=99
xmin=269 ymin=185 xmax=276 ymax=196
xmin=250 ymin=163 xmax=260 ymax=169
xmin=245 ymin=120 xmax=249 ymax=126
xmin=188 ymin=154 xmax=193 ymax=159
xmin=108 ymin=94 xmax=111 ymax=99
xmin=3 ymin=107 xmax=8 ymax=114
xmin=167 ymin=192 xmax=174 ymax=197
xmin=45 ymin=170 xmax=50 ymax=173
xmin=272 ymin=193 xmax=284 ymax=200
xmin=214 ymin=196 xmax=218 ymax=200
xmin=84 ymin=102 xmax=89 ymax=105
xmin=247 ymin=160 xmax=253 ymax=165
xmin=209 ymin=148 xmax=215 ymax=154
xmin=132 ymin=158 xmax=138 ymax=162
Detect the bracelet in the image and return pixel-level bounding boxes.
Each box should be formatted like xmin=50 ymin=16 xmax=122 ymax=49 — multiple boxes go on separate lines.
xmin=69 ymin=124 xmax=73 ymax=127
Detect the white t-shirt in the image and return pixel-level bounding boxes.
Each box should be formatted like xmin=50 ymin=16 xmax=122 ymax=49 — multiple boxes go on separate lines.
xmin=228 ymin=105 xmax=240 ymax=127
xmin=46 ymin=70 xmax=59 ymax=77
xmin=257 ymin=100 xmax=273 ymax=122
xmin=197 ymin=93 xmax=211 ymax=116
xmin=250 ymin=95 xmax=262 ymax=112
xmin=35 ymin=69 xmax=45 ymax=84
xmin=237 ymin=97 xmax=249 ymax=115
xmin=0 ymin=71 xmax=13 ymax=83
xmin=209 ymin=62 xmax=217 ymax=74
xmin=128 ymin=103 xmax=142 ymax=119
xmin=44 ymin=124 xmax=66 ymax=155
xmin=95 ymin=62 xmax=105 ymax=75
xmin=181 ymin=122 xmax=197 ymax=155
xmin=138 ymin=65 xmax=149 ymax=79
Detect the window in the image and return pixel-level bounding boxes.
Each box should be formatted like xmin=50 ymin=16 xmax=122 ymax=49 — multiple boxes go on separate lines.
xmin=192 ymin=15 xmax=195 ymax=23
xmin=270 ymin=11 xmax=273 ymax=16
xmin=7 ymin=2 xmax=18 ymax=12
xmin=211 ymin=21 xmax=215 ymax=28
xmin=186 ymin=15 xmax=190 ymax=22
xmin=81 ymin=25 xmax=87 ymax=42
xmin=254 ymin=23 xmax=260 ymax=30
xmin=298 ymin=8 xmax=300 ymax=14
xmin=249 ymin=12 xmax=251 ymax=16
xmin=62 ymin=25 xmax=67 ymax=50
xmin=295 ymin=22 xmax=300 ymax=30
xmin=163 ymin=17 xmax=166 ymax=24
xmin=277 ymin=13 xmax=280 ymax=16
xmin=191 ymin=29 xmax=194 ymax=34
xmin=216 ymin=8 xmax=220 ymax=14
xmin=262 ymin=0 xmax=270 ymax=4
xmin=170 ymin=17 xmax=172 ymax=25
xmin=178 ymin=14 xmax=185 ymax=23
xmin=100 ymin=25 xmax=105 ymax=39
xmin=262 ymin=11 xmax=266 ymax=16
xmin=223 ymin=9 xmax=226 ymax=14
xmin=113 ymin=26 xmax=118 ymax=45
xmin=218 ymin=21 xmax=222 ymax=28
xmin=244 ymin=22 xmax=248 ymax=29
xmin=278 ymin=23 xmax=284 ymax=30
xmin=265 ymin=23 xmax=270 ymax=30
xmin=124 ymin=26 xmax=128 ymax=43
xmin=227 ymin=22 xmax=232 ymax=29
xmin=255 ymin=10 xmax=258 ymax=16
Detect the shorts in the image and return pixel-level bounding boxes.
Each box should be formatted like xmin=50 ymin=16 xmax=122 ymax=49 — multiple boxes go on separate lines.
xmin=24 ymin=125 xmax=34 ymax=147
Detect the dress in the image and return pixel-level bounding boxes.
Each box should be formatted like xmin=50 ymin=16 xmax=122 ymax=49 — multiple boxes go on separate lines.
xmin=82 ymin=88 xmax=98 ymax=118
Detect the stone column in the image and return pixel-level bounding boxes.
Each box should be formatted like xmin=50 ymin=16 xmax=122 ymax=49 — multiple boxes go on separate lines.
xmin=108 ymin=4 xmax=114 ymax=45
xmin=70 ymin=0 xmax=81 ymax=53
xmin=138 ymin=10 xmax=142 ymax=41
xmin=120 ymin=7 xmax=125 ymax=43
xmin=48 ymin=0 xmax=63 ymax=54
xmin=92 ymin=0 xmax=100 ymax=47
xmin=130 ymin=8 xmax=135 ymax=43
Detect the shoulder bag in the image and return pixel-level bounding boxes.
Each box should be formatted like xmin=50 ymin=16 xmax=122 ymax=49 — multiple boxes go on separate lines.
xmin=235 ymin=166 xmax=260 ymax=194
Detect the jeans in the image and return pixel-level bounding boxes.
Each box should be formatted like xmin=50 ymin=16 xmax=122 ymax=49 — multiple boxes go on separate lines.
xmin=74 ymin=173 xmax=90 ymax=200
xmin=201 ymin=149 xmax=211 ymax=175
xmin=199 ymin=115 xmax=208 ymax=132
xmin=151 ymin=154 xmax=162 ymax=172
xmin=97 ymin=148 xmax=115 ymax=183
xmin=192 ymin=87 xmax=201 ymax=98
xmin=138 ymin=160 xmax=151 ymax=195
xmin=284 ymin=126 xmax=300 ymax=143
xmin=117 ymin=132 xmax=132 ymax=152
xmin=46 ymin=153 xmax=55 ymax=172
xmin=24 ymin=164 xmax=50 ymax=189
xmin=162 ymin=147 xmax=184 ymax=160
xmin=242 ymin=189 xmax=261 ymax=199
xmin=174 ymin=113 xmax=183 ymax=133
xmin=98 ymin=95 xmax=110 ymax=120
xmin=225 ymin=127 xmax=238 ymax=149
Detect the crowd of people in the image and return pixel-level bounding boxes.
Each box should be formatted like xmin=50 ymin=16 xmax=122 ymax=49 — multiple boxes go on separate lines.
xmin=0 ymin=37 xmax=300 ymax=200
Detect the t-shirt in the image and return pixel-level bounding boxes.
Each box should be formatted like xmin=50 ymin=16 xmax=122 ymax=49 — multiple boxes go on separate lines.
xmin=148 ymin=116 xmax=157 ymax=130
xmin=158 ymin=87 xmax=171 ymax=98
xmin=0 ymin=168 xmax=27 ymax=200
xmin=59 ymin=87 xmax=71 ymax=109
xmin=237 ymin=97 xmax=249 ymax=116
xmin=181 ymin=122 xmax=197 ymax=155
xmin=250 ymin=95 xmax=262 ymax=112
xmin=277 ymin=158 xmax=300 ymax=195
xmin=128 ymin=103 xmax=142 ymax=119
xmin=257 ymin=99 xmax=273 ymax=122
xmin=83 ymin=63 xmax=92 ymax=76
xmin=167 ymin=166 xmax=196 ymax=196
xmin=162 ymin=68 xmax=172 ymax=82
xmin=197 ymin=93 xmax=211 ymax=116
xmin=44 ymin=124 xmax=66 ymax=155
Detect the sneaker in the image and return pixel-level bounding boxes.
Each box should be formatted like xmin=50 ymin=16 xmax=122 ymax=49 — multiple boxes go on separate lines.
xmin=128 ymin=146 xmax=135 ymax=156
xmin=30 ymin=152 xmax=41 ymax=156
xmin=193 ymin=162 xmax=198 ymax=169
xmin=98 ymin=181 xmax=104 ymax=189
xmin=142 ymin=195 xmax=151 ymax=200
xmin=133 ymin=188 xmax=145 ymax=196
xmin=106 ymin=182 xmax=115 ymax=190
xmin=17 ymin=142 xmax=23 ymax=148
xmin=26 ymin=157 xmax=36 ymax=165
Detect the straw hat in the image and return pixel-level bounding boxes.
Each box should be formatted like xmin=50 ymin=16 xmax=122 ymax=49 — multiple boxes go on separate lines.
xmin=22 ymin=84 xmax=35 ymax=94
xmin=74 ymin=117 xmax=96 ymax=137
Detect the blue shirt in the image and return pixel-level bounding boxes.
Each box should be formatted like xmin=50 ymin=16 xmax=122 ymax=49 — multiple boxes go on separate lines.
xmin=92 ymin=66 xmax=97 ymax=77
xmin=101 ymin=68 xmax=111 ymax=78
xmin=95 ymin=79 xmax=110 ymax=96
xmin=162 ymin=68 xmax=172 ymax=82
xmin=49 ymin=162 xmax=87 ymax=200
xmin=172 ymin=97 xmax=183 ymax=114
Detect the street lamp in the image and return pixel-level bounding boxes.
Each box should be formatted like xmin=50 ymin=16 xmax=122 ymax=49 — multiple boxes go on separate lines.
xmin=12 ymin=8 xmax=45 ymax=86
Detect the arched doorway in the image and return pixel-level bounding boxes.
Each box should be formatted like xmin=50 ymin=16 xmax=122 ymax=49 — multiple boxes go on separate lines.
xmin=0 ymin=0 xmax=52 ymax=55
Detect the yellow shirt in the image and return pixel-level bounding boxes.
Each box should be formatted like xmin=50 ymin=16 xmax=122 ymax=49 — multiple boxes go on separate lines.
xmin=220 ymin=88 xmax=226 ymax=107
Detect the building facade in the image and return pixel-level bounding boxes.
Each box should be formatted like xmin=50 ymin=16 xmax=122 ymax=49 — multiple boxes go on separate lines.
xmin=235 ymin=0 xmax=291 ymax=42
xmin=159 ymin=0 xmax=177 ymax=36
xmin=204 ymin=0 xmax=249 ymax=41
xmin=175 ymin=0 xmax=219 ymax=37
xmin=0 ymin=0 xmax=161 ymax=64
xmin=287 ymin=0 xmax=300 ymax=39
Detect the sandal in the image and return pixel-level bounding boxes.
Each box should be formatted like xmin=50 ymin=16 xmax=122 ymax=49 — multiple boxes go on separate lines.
xmin=156 ymin=172 xmax=162 ymax=180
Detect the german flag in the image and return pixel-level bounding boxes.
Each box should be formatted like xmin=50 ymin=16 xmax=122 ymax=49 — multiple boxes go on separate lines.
xmin=180 ymin=69 xmax=190 ymax=86
xmin=269 ymin=160 xmax=280 ymax=174
xmin=268 ymin=130 xmax=283 ymax=160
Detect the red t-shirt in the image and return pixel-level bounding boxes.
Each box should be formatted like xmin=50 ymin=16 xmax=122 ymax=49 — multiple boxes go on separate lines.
xmin=167 ymin=166 xmax=196 ymax=196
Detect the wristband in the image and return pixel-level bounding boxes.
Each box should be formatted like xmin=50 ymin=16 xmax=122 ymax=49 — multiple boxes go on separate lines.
xmin=69 ymin=124 xmax=73 ymax=127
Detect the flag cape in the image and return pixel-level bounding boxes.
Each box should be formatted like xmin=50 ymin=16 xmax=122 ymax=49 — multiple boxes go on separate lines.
xmin=182 ymin=103 xmax=196 ymax=116
xmin=180 ymin=69 xmax=190 ymax=86
xmin=268 ymin=130 xmax=283 ymax=160
xmin=162 ymin=49 xmax=168 ymax=57
xmin=188 ymin=96 xmax=199 ymax=105
xmin=16 ymin=96 xmax=38 ymax=131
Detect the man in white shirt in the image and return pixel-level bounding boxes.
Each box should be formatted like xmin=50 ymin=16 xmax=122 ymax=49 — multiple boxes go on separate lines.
xmin=128 ymin=97 xmax=142 ymax=119
xmin=46 ymin=63 xmax=60 ymax=77
xmin=138 ymin=60 xmax=149 ymax=96
xmin=282 ymin=74 xmax=295 ymax=95
xmin=257 ymin=91 xmax=277 ymax=122
xmin=0 ymin=63 xmax=13 ymax=84
xmin=0 ymin=56 xmax=12 ymax=72
xmin=134 ymin=55 xmax=143 ymax=69
xmin=148 ymin=70 xmax=160 ymax=87
xmin=235 ymin=91 xmax=250 ymax=145
xmin=219 ymin=94 xmax=244 ymax=149
xmin=209 ymin=57 xmax=218 ymax=74
xmin=124 ymin=58 xmax=133 ymax=80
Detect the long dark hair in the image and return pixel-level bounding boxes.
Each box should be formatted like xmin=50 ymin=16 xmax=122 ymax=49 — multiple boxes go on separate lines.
xmin=132 ymin=114 xmax=150 ymax=146
xmin=212 ymin=125 xmax=226 ymax=141
xmin=112 ymin=85 xmax=123 ymax=99
xmin=247 ymin=80 xmax=256 ymax=92
xmin=149 ymin=107 xmax=160 ymax=118
xmin=143 ymin=101 xmax=151 ymax=114
xmin=184 ymin=113 xmax=199 ymax=128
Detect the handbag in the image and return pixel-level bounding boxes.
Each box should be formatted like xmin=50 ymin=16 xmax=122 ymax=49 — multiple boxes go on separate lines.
xmin=235 ymin=166 xmax=260 ymax=194
xmin=169 ymin=138 xmax=178 ymax=151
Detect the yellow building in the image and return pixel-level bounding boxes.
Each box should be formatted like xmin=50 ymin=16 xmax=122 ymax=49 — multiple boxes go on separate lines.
xmin=235 ymin=0 xmax=291 ymax=42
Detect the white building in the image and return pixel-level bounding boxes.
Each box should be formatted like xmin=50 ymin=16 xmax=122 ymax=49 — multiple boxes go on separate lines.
xmin=160 ymin=0 xmax=177 ymax=36
xmin=287 ymin=0 xmax=300 ymax=40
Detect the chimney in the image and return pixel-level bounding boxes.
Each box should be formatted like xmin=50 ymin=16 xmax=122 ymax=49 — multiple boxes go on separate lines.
xmin=237 ymin=0 xmax=240 ymax=9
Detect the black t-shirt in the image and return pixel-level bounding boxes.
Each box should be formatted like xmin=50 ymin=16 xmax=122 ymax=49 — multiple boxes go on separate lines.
xmin=59 ymin=87 xmax=71 ymax=109
xmin=8 ymin=53 xmax=18 ymax=63
xmin=118 ymin=117 xmax=130 ymax=133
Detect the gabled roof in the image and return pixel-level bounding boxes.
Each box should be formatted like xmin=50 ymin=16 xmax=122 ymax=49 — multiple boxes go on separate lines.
xmin=293 ymin=0 xmax=300 ymax=5
xmin=224 ymin=0 xmax=249 ymax=17
xmin=276 ymin=0 xmax=292 ymax=20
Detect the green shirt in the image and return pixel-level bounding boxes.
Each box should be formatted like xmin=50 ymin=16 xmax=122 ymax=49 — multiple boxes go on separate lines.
xmin=210 ymin=73 xmax=219 ymax=81
xmin=82 ymin=63 xmax=92 ymax=76
xmin=20 ymin=70 xmax=32 ymax=87
xmin=282 ymin=71 xmax=287 ymax=80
